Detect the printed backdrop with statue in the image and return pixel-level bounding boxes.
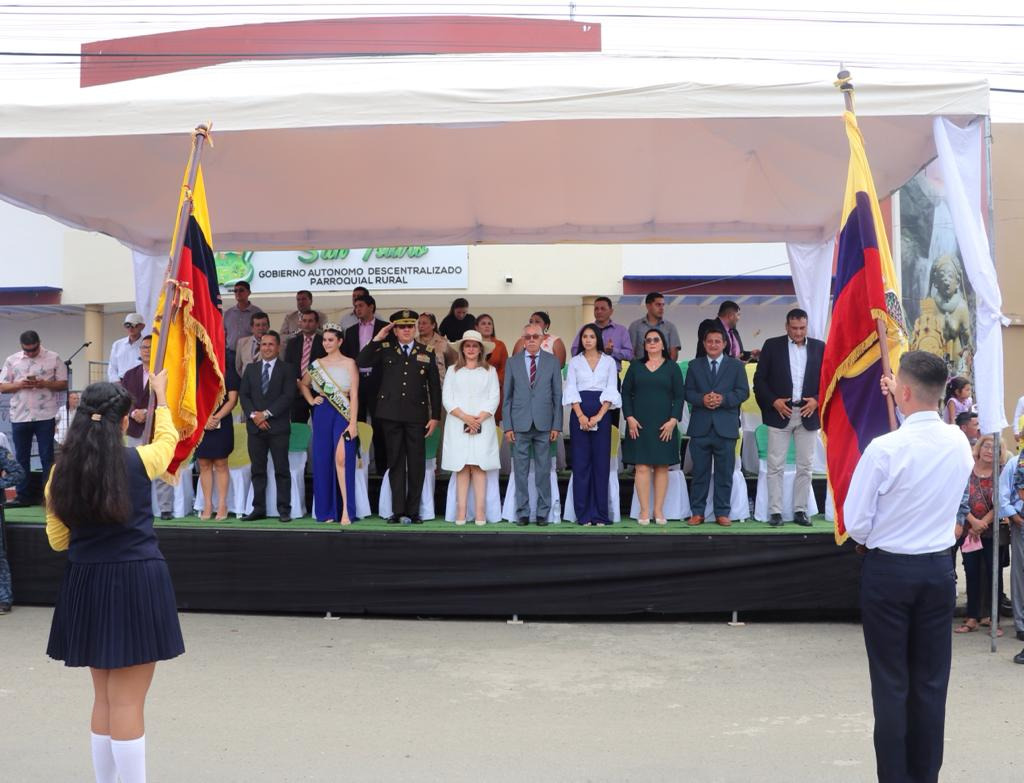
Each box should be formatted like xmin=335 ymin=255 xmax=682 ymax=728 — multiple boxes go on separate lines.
xmin=215 ymin=246 xmax=469 ymax=293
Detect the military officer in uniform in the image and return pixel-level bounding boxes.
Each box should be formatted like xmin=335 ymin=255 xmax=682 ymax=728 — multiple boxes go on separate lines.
xmin=357 ymin=310 xmax=441 ymax=523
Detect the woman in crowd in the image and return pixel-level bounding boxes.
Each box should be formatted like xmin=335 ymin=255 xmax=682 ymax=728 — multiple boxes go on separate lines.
xmin=475 ymin=314 xmax=508 ymax=424
xmin=512 ymin=311 xmax=567 ymax=368
xmin=564 ymin=324 xmax=620 ymax=526
xmin=955 ymin=434 xmax=1005 ymax=635
xmin=621 ymin=328 xmax=684 ymax=526
xmin=195 ymin=363 xmax=239 ymax=520
xmin=45 ymin=371 xmax=183 ymax=783
xmin=944 ymin=376 xmax=973 ymax=424
xmin=417 ymin=312 xmax=458 ymax=385
xmin=439 ymin=297 xmax=476 ymax=342
xmin=441 ymin=329 xmax=500 ymax=525
xmin=300 ymin=324 xmax=359 ymax=525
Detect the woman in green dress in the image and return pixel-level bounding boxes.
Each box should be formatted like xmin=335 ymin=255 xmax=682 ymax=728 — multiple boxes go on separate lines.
xmin=622 ymin=328 xmax=684 ymax=525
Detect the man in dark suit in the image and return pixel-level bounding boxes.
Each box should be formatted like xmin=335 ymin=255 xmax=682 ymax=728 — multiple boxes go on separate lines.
xmin=502 ymin=322 xmax=563 ymax=525
xmin=283 ymin=310 xmax=325 ymax=422
xmin=752 ymin=308 xmax=824 ymax=527
xmin=342 ymin=294 xmax=390 ymax=474
xmin=696 ymin=300 xmax=759 ymax=362
xmin=239 ymin=331 xmax=296 ymax=522
xmin=684 ymin=325 xmax=750 ymax=527
xmin=357 ymin=310 xmax=441 ymax=524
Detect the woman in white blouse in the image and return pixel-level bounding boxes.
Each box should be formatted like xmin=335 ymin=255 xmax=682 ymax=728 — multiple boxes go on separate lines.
xmin=441 ymin=330 xmax=501 ymax=525
xmin=564 ymin=324 xmax=621 ymax=525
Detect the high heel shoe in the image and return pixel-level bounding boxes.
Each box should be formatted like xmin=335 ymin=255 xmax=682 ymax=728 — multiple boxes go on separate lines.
xmin=655 ymin=518 xmax=668 ymax=526
xmin=198 ymin=510 xmax=213 ymax=521
xmin=474 ymin=519 xmax=486 ymax=526
xmin=340 ymin=518 xmax=352 ymax=526
xmin=637 ymin=518 xmax=650 ymax=526
xmin=455 ymin=519 xmax=467 ymax=526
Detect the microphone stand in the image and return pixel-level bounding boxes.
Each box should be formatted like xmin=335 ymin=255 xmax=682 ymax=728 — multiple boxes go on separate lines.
xmin=62 ymin=342 xmax=91 ymax=439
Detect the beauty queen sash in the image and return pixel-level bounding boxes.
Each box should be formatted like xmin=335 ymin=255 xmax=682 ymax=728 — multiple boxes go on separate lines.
xmin=308 ymin=360 xmax=352 ymax=421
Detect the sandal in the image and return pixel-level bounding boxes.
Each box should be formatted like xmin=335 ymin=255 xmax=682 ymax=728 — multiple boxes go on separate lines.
xmin=455 ymin=519 xmax=467 ymax=526
xmin=340 ymin=518 xmax=352 ymax=526
xmin=637 ymin=518 xmax=650 ymax=526
xmin=954 ymin=621 xmax=978 ymax=634
xmin=214 ymin=512 xmax=229 ymax=521
xmin=655 ymin=518 xmax=668 ymax=526
xmin=198 ymin=511 xmax=213 ymax=521
xmin=474 ymin=519 xmax=487 ymax=526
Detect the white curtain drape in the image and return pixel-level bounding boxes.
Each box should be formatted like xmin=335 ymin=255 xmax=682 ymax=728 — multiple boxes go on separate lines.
xmin=786 ymin=239 xmax=834 ymax=340
xmin=933 ymin=118 xmax=1007 ymax=434
xmin=131 ymin=248 xmax=166 ymax=334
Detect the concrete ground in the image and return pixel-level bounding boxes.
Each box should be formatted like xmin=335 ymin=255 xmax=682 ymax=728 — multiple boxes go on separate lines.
xmin=1 ymin=607 xmax=1021 ymax=782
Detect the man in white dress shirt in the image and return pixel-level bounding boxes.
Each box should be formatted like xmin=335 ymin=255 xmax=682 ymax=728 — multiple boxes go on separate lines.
xmin=107 ymin=312 xmax=145 ymax=382
xmin=844 ymin=350 xmax=973 ymax=783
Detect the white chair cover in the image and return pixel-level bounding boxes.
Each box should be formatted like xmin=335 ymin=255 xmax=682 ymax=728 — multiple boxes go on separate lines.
xmin=825 ymin=483 xmax=835 ymax=523
xmin=702 ymin=462 xmax=751 ymax=521
xmin=243 ymin=451 xmax=307 ymax=519
xmin=628 ymin=466 xmax=690 ymax=520
xmin=378 ymin=460 xmax=436 ymax=520
xmin=194 ymin=466 xmax=252 ymax=516
xmin=153 ymin=464 xmax=194 ymax=518
xmin=444 ymin=469 xmax=503 ymax=522
xmin=501 ymin=463 xmax=562 ymax=523
xmin=753 ymin=458 xmax=820 ymax=521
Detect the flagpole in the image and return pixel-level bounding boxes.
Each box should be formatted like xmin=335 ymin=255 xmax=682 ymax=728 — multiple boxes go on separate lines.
xmin=142 ymin=124 xmax=212 ymax=444
xmin=837 ymin=69 xmax=898 ymax=431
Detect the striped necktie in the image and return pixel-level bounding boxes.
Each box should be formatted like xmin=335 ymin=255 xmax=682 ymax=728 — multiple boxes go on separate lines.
xmin=261 ymin=361 xmax=271 ymax=394
xmin=301 ymin=335 xmax=313 ymax=374
xmin=529 ymin=353 xmax=537 ymax=387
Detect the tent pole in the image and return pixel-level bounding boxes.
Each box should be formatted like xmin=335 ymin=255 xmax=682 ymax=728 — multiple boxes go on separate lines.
xmin=990 ymin=435 xmax=1001 ymax=652
xmin=837 ymin=69 xmax=897 ymax=431
xmin=142 ymin=124 xmax=211 ymax=444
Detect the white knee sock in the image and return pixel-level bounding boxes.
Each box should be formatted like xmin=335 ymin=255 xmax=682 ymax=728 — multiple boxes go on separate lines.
xmin=90 ymin=733 xmax=117 ymax=783
xmin=110 ymin=735 xmax=146 ymax=783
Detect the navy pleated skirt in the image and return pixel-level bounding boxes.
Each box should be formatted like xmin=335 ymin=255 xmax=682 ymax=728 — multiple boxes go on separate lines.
xmin=47 ymin=559 xmax=185 ymax=669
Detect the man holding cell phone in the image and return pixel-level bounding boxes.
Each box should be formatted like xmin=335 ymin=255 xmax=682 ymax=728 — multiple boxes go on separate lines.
xmin=0 ymin=330 xmax=68 ymax=506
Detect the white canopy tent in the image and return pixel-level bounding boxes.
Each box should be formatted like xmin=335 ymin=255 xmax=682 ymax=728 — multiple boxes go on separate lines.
xmin=0 ymin=54 xmax=989 ymax=254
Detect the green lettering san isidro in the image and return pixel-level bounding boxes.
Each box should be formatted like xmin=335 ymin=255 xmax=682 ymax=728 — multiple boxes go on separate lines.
xmin=297 ymin=248 xmax=351 ymax=264
xmin=361 ymin=246 xmax=428 ymax=262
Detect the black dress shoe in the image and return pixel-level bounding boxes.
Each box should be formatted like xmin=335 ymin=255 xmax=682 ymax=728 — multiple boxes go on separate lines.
xmin=1016 ymin=630 xmax=1024 ymax=642
xmin=768 ymin=513 xmax=783 ymax=527
xmin=535 ymin=519 xmax=548 ymax=527
xmin=278 ymin=514 xmax=292 ymax=523
xmin=240 ymin=512 xmax=266 ymax=522
xmin=159 ymin=511 xmax=173 ymax=520
xmin=386 ymin=515 xmax=401 ymax=524
xmin=515 ymin=518 xmax=529 ymax=526
xmin=0 ymin=603 xmax=11 ymax=615
xmin=410 ymin=516 xmax=423 ymax=525
xmin=1014 ymin=648 xmax=1024 ymax=665
xmin=793 ymin=511 xmax=812 ymax=527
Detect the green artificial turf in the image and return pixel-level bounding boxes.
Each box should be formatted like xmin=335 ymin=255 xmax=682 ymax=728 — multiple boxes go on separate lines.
xmin=4 ymin=505 xmax=836 ymax=535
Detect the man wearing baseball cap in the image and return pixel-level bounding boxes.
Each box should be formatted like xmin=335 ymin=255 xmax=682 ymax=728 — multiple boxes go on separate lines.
xmin=108 ymin=312 xmax=146 ymax=383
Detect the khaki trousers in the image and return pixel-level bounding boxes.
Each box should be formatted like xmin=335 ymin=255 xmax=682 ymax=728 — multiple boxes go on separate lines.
xmin=766 ymin=410 xmax=816 ymax=516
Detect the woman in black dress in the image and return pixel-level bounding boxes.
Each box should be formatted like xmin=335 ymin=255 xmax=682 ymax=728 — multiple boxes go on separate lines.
xmin=195 ymin=362 xmax=239 ymax=519
xmin=46 ymin=370 xmax=183 ymax=783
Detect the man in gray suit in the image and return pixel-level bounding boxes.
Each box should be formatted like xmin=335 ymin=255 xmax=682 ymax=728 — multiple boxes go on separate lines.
xmin=502 ymin=323 xmax=563 ymax=526
xmin=684 ymin=325 xmax=750 ymax=527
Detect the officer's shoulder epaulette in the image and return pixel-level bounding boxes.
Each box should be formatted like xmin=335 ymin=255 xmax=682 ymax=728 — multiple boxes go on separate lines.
xmin=425 ymin=344 xmax=434 ymax=353
xmin=380 ymin=340 xmax=392 ymax=348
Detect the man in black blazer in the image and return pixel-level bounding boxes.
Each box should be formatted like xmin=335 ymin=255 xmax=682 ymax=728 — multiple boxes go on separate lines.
xmin=342 ymin=294 xmax=390 ymax=473
xmin=752 ymin=308 xmax=825 ymax=527
xmin=696 ymin=300 xmax=759 ymax=362
xmin=283 ymin=310 xmax=326 ymax=422
xmin=239 ymin=331 xmax=296 ymax=522
xmin=684 ymin=325 xmax=750 ymax=527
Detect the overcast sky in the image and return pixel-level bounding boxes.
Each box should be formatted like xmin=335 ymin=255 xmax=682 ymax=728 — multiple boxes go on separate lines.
xmin=1 ymin=1 xmax=1021 ymax=120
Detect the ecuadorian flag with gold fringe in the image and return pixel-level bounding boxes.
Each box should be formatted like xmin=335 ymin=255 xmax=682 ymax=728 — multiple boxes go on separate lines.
xmin=820 ymin=111 xmax=906 ymax=544
xmin=151 ymin=165 xmax=226 ymax=477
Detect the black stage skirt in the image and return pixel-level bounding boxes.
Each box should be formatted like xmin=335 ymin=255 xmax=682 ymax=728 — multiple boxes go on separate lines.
xmin=47 ymin=559 xmax=185 ymax=669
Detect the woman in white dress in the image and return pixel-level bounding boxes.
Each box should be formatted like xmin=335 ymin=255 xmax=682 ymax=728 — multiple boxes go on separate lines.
xmin=564 ymin=324 xmax=621 ymax=525
xmin=441 ymin=330 xmax=501 ymax=525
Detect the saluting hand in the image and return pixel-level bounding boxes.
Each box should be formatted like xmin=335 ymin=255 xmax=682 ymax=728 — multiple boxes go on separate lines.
xmin=373 ymin=323 xmax=394 ymax=342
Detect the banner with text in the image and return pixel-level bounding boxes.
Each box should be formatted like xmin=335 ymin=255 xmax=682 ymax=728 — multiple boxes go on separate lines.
xmin=215 ymin=246 xmax=468 ymax=293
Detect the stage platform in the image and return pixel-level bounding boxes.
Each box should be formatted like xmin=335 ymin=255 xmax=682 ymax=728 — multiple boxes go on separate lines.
xmin=4 ymin=502 xmax=861 ymax=618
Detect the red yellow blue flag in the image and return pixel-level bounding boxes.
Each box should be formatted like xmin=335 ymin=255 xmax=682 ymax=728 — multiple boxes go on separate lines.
xmin=820 ymin=111 xmax=907 ymax=544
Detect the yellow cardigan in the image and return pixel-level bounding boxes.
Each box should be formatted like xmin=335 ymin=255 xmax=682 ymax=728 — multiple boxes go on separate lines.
xmin=46 ymin=406 xmax=178 ymax=551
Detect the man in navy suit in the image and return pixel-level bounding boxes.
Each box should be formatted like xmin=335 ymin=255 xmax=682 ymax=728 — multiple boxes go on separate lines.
xmin=684 ymin=325 xmax=749 ymax=526
xmin=753 ymin=308 xmax=825 ymax=527
xmin=239 ymin=331 xmax=296 ymax=522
